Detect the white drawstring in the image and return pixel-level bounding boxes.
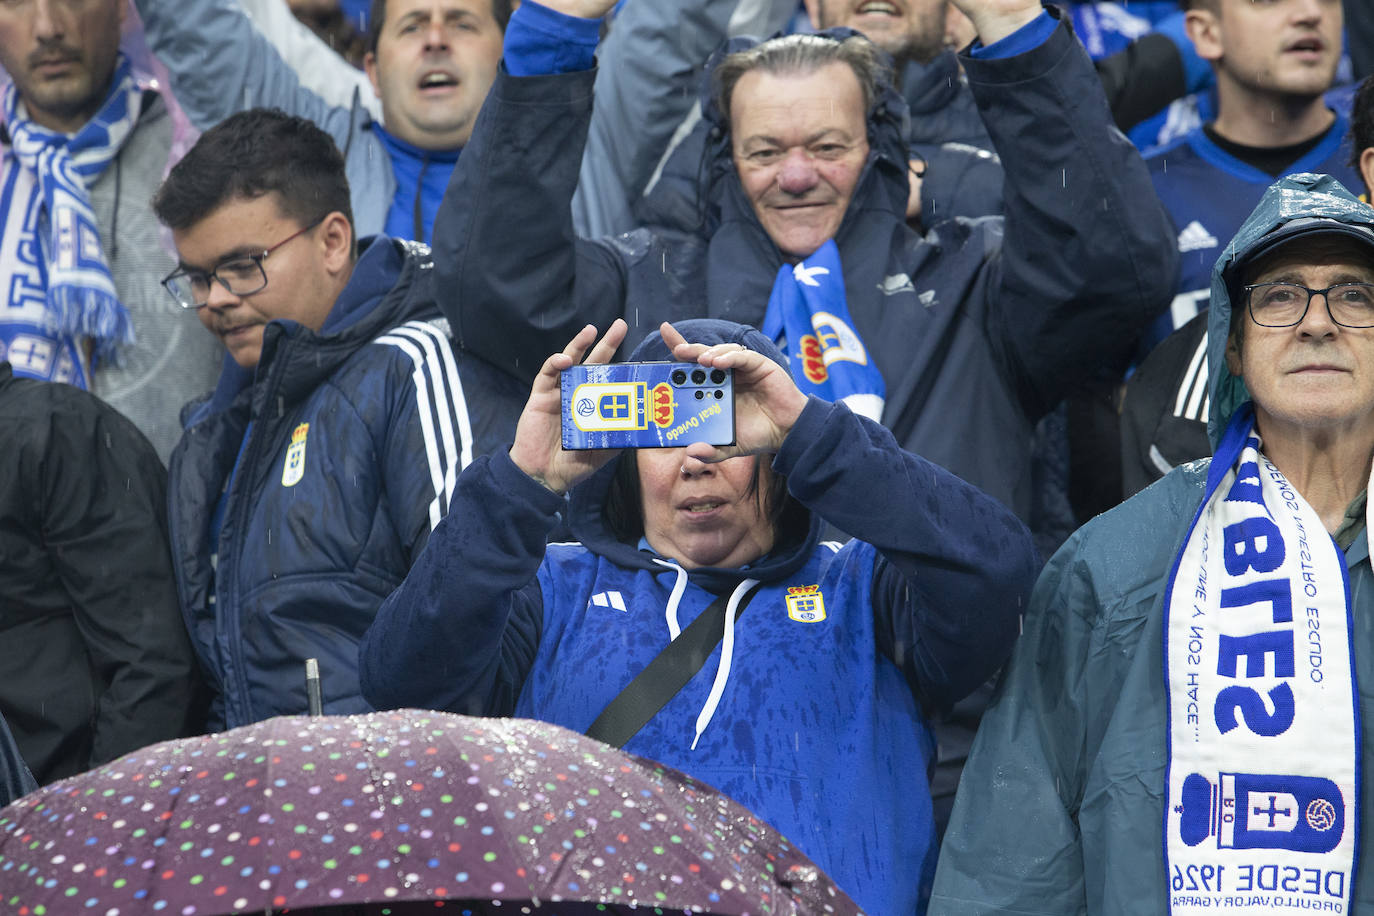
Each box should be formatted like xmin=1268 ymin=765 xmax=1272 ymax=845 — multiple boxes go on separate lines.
xmin=649 ymin=560 xmax=757 ymax=750
xmin=651 ymin=558 xmax=689 ymax=639
xmin=692 ymin=577 xmax=759 ymax=750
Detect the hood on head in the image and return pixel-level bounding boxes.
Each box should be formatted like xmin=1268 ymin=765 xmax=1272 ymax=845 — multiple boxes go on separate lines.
xmin=567 ymin=319 xmax=817 ymax=588
xmin=627 ymin=318 xmax=792 ymax=371
xmin=1206 ymin=173 xmax=1374 ymax=447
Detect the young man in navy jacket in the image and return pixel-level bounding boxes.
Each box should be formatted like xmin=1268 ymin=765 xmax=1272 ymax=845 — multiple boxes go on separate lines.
xmin=154 ymin=109 xmax=522 ymax=729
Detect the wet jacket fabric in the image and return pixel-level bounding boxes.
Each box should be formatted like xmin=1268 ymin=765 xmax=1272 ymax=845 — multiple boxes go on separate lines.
xmin=0 ymin=363 xmax=203 ymax=784
xmin=0 ymin=710 xmax=35 ymax=806
xmin=435 ymin=9 xmax=1176 ymax=523
xmin=930 ymin=173 xmax=1374 ymax=914
xmin=168 ymin=238 xmax=523 ymax=730
xmin=360 ymin=320 xmax=1037 ymax=916
xmin=900 ymin=50 xmax=1005 ymax=225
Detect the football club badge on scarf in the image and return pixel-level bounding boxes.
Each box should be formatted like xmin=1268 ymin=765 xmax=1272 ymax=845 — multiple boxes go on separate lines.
xmin=761 ymin=240 xmax=885 ymax=422
xmin=1163 ymin=402 xmax=1360 ymax=915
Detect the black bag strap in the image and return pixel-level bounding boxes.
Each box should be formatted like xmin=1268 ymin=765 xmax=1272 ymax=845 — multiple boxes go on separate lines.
xmin=585 ymin=581 xmax=762 ymax=749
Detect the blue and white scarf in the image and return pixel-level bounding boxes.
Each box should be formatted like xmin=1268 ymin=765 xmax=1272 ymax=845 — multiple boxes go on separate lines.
xmin=1164 ymin=402 xmax=1360 ymax=915
xmin=0 ymin=55 xmax=138 ymax=386
xmin=760 ymin=240 xmax=884 ymax=422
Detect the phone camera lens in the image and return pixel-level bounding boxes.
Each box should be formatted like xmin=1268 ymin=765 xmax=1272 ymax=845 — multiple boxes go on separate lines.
xmin=695 ymin=390 xmax=705 ymax=400
xmin=714 ymin=389 xmax=724 ymax=399
xmin=691 ymin=369 xmax=706 ymax=384
xmin=710 ymin=369 xmax=726 ymax=384
xmin=671 ymin=369 xmax=686 ymax=385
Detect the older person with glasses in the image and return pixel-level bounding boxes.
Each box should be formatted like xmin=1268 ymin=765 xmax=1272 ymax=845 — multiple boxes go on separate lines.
xmin=149 ymin=107 xmax=523 ymax=731
xmin=933 ymin=173 xmax=1374 ymax=916
xmin=1243 ymin=279 xmax=1374 ymax=329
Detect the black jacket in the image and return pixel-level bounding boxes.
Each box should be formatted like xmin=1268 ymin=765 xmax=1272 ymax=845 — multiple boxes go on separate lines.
xmin=1119 ymin=309 xmax=1211 ymax=497
xmin=0 ymin=363 xmax=203 ymax=784
xmin=0 ymin=709 xmax=35 ymax=805
xmin=435 ymin=11 xmax=1176 ymax=522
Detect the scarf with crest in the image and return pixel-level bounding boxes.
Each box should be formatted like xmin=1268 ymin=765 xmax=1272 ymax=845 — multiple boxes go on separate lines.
xmin=760 ymin=240 xmax=885 ymax=422
xmin=1163 ymin=402 xmax=1360 ymax=915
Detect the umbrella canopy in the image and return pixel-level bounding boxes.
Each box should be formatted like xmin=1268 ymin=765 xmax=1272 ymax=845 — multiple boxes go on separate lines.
xmin=0 ymin=710 xmax=861 ymax=915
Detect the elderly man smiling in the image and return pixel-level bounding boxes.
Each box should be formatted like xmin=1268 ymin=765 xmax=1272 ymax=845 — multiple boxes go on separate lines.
xmin=931 ymin=172 xmax=1374 ymax=915
xmin=434 ymin=0 xmax=1176 ymax=526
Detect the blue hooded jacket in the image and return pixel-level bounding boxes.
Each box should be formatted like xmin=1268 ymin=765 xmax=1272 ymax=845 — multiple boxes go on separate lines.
xmin=361 ymin=318 xmax=1037 ymax=915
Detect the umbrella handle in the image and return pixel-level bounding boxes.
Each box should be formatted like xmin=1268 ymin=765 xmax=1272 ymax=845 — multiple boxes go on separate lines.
xmin=305 ymin=658 xmax=323 ymax=716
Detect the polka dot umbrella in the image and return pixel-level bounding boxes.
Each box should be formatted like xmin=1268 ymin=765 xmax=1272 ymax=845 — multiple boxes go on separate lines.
xmin=0 ymin=710 xmax=862 ymax=915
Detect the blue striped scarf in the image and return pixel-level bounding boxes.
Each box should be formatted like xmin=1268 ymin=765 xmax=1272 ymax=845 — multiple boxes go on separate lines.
xmin=0 ymin=55 xmax=137 ymax=386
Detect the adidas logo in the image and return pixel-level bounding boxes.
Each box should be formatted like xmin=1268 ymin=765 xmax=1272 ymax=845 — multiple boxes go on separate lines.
xmin=1177 ymin=220 xmax=1218 ymax=253
xmin=878 ymin=273 xmax=915 ymax=296
xmin=589 ymin=591 xmax=627 ymax=612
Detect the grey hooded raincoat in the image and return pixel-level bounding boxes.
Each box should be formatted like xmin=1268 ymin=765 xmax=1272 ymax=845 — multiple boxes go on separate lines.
xmin=930 ymin=173 xmax=1374 ymax=915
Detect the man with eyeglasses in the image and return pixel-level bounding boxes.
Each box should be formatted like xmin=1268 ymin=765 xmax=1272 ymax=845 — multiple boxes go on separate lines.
xmin=931 ymin=172 xmax=1374 ymax=914
xmin=151 ymin=107 xmax=523 ymax=730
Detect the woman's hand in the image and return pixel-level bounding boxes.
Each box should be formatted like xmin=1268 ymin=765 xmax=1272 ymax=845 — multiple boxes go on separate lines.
xmin=509 ymin=320 xmax=628 ymax=495
xmin=660 ymin=322 xmax=809 ymax=465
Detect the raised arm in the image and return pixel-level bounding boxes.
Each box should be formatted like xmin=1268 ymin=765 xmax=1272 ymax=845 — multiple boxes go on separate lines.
xmin=136 ymin=0 xmax=362 ymax=141
xmin=431 ymin=0 xmax=641 ymax=383
xmin=359 ymin=322 xmax=627 ymax=713
xmin=955 ymin=0 xmax=1177 ymax=418
xmin=574 ymin=0 xmax=744 ymax=238
xmin=238 ymin=0 xmax=381 ymax=119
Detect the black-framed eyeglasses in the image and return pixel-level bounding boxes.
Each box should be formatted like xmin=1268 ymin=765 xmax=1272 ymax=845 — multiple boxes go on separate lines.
xmin=1244 ymin=282 xmax=1374 ymax=329
xmin=161 ymin=217 xmax=324 ymax=310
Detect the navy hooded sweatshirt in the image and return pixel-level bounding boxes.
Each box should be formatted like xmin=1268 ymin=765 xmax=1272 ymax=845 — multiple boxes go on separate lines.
xmin=360 ymin=319 xmax=1037 ymax=915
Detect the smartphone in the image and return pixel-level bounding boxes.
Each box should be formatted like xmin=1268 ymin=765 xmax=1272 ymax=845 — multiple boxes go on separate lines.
xmin=560 ymin=362 xmax=735 ymax=449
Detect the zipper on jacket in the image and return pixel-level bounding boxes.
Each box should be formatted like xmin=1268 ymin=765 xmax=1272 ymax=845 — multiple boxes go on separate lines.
xmin=216 ymin=339 xmax=295 ymax=728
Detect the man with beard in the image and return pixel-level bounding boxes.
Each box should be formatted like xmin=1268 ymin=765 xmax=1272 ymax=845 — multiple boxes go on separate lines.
xmin=0 ymin=0 xmax=221 ymax=458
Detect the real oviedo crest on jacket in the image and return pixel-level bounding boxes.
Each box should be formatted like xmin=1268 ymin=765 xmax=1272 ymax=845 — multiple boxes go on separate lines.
xmin=786 ymin=585 xmax=827 ymax=623
xmin=282 ymin=422 xmax=309 ymax=487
